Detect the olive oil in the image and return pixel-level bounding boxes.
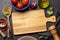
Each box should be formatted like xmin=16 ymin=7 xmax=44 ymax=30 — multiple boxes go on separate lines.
xmin=38 ymin=0 xmax=49 ymax=9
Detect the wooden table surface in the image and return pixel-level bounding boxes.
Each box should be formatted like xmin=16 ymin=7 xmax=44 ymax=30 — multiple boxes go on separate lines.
xmin=0 ymin=0 xmax=60 ymax=40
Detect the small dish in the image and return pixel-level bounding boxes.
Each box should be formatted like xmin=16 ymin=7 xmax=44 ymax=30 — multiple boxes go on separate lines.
xmin=0 ymin=18 xmax=8 ymax=32
xmin=18 ymin=36 xmax=38 ymax=40
xmin=11 ymin=0 xmax=30 ymax=11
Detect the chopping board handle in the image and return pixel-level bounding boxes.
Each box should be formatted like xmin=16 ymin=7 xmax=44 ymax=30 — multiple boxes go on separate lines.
xmin=47 ymin=16 xmax=56 ymax=22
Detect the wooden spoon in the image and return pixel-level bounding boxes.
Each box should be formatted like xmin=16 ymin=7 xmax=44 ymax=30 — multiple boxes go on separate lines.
xmin=0 ymin=30 xmax=6 ymax=38
xmin=2 ymin=5 xmax=12 ymax=38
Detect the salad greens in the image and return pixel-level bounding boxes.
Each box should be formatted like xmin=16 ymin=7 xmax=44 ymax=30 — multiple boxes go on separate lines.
xmin=46 ymin=6 xmax=54 ymax=15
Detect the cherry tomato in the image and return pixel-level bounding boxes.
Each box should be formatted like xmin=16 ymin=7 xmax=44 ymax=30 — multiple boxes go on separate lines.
xmin=23 ymin=0 xmax=29 ymax=6
xmin=16 ymin=3 xmax=23 ymax=9
xmin=12 ymin=0 xmax=17 ymax=4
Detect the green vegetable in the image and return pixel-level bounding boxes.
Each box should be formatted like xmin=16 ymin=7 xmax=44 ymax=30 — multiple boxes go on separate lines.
xmin=38 ymin=0 xmax=49 ymax=9
xmin=46 ymin=6 xmax=54 ymax=15
xmin=39 ymin=36 xmax=45 ymax=39
xmin=49 ymin=7 xmax=54 ymax=10
xmin=5 ymin=10 xmax=10 ymax=15
xmin=47 ymin=11 xmax=53 ymax=15
xmin=47 ymin=7 xmax=54 ymax=11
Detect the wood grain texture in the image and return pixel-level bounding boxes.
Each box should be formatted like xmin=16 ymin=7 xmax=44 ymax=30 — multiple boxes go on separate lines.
xmin=49 ymin=26 xmax=60 ymax=40
xmin=12 ymin=9 xmax=56 ymax=35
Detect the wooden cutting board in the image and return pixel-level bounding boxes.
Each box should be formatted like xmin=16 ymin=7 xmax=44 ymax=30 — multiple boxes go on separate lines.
xmin=12 ymin=9 xmax=56 ymax=35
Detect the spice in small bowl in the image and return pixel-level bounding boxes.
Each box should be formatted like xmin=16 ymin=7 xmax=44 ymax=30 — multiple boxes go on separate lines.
xmin=0 ymin=19 xmax=7 ymax=32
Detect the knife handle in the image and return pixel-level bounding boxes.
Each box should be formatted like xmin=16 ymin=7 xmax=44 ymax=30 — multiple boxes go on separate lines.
xmin=48 ymin=26 xmax=60 ymax=40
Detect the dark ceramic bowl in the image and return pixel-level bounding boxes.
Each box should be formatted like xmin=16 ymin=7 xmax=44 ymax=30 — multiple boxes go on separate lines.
xmin=11 ymin=0 xmax=30 ymax=11
xmin=0 ymin=18 xmax=8 ymax=32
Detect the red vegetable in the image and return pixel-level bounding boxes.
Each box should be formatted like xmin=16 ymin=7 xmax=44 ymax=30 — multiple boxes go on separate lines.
xmin=23 ymin=0 xmax=29 ymax=6
xmin=30 ymin=2 xmax=37 ymax=9
xmin=12 ymin=0 xmax=29 ymax=9
xmin=16 ymin=3 xmax=23 ymax=9
xmin=12 ymin=0 xmax=17 ymax=4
